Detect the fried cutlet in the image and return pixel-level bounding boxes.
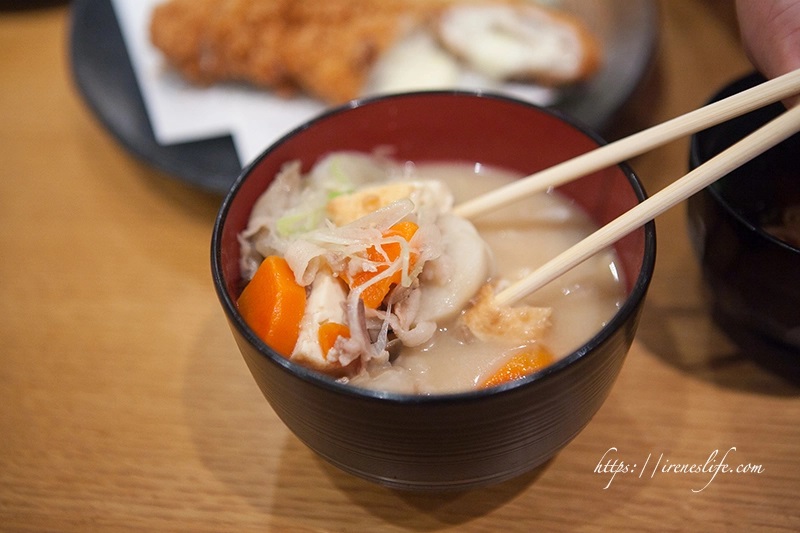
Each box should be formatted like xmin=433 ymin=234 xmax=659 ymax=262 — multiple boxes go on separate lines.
xmin=149 ymin=0 xmax=602 ymax=104
xmin=150 ymin=0 xmax=441 ymax=103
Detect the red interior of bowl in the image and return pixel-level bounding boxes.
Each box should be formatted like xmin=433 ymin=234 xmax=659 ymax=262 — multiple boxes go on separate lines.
xmin=218 ymin=93 xmax=647 ymax=301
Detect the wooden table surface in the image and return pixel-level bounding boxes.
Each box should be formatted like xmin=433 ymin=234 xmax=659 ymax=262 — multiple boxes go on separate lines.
xmin=2 ymin=1 xmax=799 ymax=531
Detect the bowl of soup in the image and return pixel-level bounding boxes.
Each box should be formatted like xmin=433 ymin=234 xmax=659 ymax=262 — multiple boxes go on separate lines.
xmin=212 ymin=91 xmax=656 ymax=490
xmin=687 ymin=72 xmax=800 ymax=354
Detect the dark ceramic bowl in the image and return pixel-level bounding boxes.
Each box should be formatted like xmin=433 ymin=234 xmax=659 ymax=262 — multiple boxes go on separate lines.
xmin=687 ymin=73 xmax=800 ymax=353
xmin=212 ymin=92 xmax=656 ymax=491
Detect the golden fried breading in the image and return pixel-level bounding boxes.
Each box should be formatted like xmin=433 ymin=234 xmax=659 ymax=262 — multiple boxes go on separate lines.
xmin=149 ymin=0 xmax=601 ymax=104
xmin=462 ymin=284 xmax=551 ymax=344
xmin=278 ymin=1 xmax=430 ymax=103
xmin=150 ymin=0 xmax=295 ymax=94
xmin=150 ymin=0 xmax=434 ymax=103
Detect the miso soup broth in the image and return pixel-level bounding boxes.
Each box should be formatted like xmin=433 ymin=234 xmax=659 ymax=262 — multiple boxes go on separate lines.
xmin=238 ymin=154 xmax=626 ymax=395
xmin=349 ymin=163 xmax=626 ymax=394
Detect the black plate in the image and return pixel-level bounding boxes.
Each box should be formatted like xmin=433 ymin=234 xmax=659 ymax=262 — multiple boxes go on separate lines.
xmin=69 ymin=0 xmax=241 ymax=193
xmin=68 ymin=0 xmax=658 ymax=195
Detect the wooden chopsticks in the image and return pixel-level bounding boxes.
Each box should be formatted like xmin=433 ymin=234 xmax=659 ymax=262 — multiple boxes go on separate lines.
xmin=454 ymin=68 xmax=800 ymax=220
xmin=453 ymin=68 xmax=800 ymax=306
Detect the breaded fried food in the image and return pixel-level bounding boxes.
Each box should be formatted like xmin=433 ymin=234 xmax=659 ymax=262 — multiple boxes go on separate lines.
xmin=150 ymin=0 xmax=293 ymax=94
xmin=149 ymin=0 xmax=602 ymax=104
xmin=276 ymin=1 xmax=435 ymax=103
xmin=436 ymin=2 xmax=602 ymax=85
xmin=150 ymin=0 xmax=438 ymax=103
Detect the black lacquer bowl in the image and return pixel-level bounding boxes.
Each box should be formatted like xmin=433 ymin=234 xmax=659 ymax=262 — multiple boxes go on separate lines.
xmin=688 ymin=73 xmax=800 ymax=354
xmin=212 ymin=92 xmax=657 ymax=491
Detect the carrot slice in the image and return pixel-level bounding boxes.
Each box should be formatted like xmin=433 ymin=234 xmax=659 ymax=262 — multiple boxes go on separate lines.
xmin=352 ymin=265 xmax=394 ymax=309
xmin=318 ymin=322 xmax=351 ymax=356
xmin=350 ymin=221 xmax=419 ymax=309
xmin=481 ymin=345 xmax=554 ymax=388
xmin=376 ymin=220 xmax=419 ymax=260
xmin=237 ymin=255 xmax=306 ymax=357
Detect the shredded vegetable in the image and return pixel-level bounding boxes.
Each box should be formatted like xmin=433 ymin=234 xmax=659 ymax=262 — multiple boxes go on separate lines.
xmin=236 ymin=152 xmax=554 ymax=388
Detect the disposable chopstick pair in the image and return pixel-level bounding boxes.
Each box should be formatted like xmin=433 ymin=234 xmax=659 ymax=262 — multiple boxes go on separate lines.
xmin=494 ymin=102 xmax=800 ymax=306
xmin=453 ymin=68 xmax=800 ymax=307
xmin=453 ymin=68 xmax=800 ymax=221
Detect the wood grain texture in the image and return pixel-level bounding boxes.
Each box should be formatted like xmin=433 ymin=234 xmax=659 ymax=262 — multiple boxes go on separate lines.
xmin=1 ymin=2 xmax=798 ymax=531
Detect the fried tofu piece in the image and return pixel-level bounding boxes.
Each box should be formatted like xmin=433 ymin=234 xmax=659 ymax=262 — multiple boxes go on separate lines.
xmin=463 ymin=284 xmax=551 ymax=344
xmin=291 ymin=269 xmax=349 ymax=373
xmin=326 ymin=180 xmax=453 ymax=226
xmin=326 ymin=182 xmax=418 ymax=226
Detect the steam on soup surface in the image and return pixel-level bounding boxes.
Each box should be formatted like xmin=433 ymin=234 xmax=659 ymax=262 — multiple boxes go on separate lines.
xmin=237 ymin=152 xmax=625 ymax=394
